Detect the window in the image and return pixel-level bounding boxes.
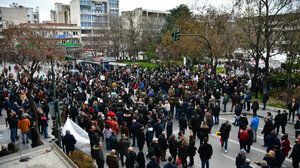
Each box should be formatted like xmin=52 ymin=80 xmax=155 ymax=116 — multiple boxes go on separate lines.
xmin=73 ymin=32 xmax=78 ymax=35
xmin=80 ymin=15 xmax=91 ymax=20
xmin=109 ymin=0 xmax=118 ymax=8
xmin=63 ymin=32 xmax=69 ymax=35
xmin=81 ymin=22 xmax=91 ymax=27
xmin=62 ymin=41 xmax=66 ymax=44
xmin=28 ymin=21 xmax=30 ymax=23
xmin=109 ymin=9 xmax=118 ymax=16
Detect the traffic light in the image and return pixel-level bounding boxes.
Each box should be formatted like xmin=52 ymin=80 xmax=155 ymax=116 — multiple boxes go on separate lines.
xmin=172 ymin=29 xmax=180 ymax=42
xmin=55 ymin=101 xmax=64 ymax=114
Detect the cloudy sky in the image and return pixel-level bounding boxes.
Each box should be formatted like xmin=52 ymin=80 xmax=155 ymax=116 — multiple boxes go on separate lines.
xmin=0 ymin=0 xmax=231 ymax=21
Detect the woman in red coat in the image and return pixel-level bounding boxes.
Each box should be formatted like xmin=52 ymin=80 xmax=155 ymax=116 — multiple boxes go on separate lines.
xmin=280 ymin=133 xmax=291 ymax=162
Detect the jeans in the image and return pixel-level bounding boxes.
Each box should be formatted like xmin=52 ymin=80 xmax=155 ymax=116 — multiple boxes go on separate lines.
xmin=43 ymin=127 xmax=49 ymax=138
xmin=120 ymin=153 xmax=125 ymax=167
xmin=253 ymin=129 xmax=257 ymax=142
xmin=22 ymin=132 xmax=29 ymax=143
xmin=223 ymin=138 xmax=228 ymax=150
xmin=132 ymin=135 xmax=136 ymax=146
xmin=223 ymin=103 xmax=227 ymax=112
xmin=214 ymin=116 xmax=219 ymax=124
xmin=10 ymin=127 xmax=17 ymax=143
xmin=263 ymin=102 xmax=266 ymax=110
xmin=201 ymin=159 xmax=209 ymax=168
xmin=106 ymin=138 xmax=110 ymax=150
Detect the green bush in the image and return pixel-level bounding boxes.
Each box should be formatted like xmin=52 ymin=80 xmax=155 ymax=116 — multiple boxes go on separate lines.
xmin=69 ymin=151 xmax=96 ymax=168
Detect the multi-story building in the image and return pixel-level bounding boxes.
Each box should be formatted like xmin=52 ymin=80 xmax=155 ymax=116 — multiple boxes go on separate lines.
xmin=9 ymin=3 xmax=39 ymax=24
xmin=50 ymin=3 xmax=71 ymax=24
xmin=70 ymin=0 xmax=119 ymax=43
xmin=22 ymin=23 xmax=82 ymax=49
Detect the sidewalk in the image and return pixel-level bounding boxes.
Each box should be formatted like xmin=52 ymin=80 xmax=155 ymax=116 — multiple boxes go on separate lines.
xmin=220 ymin=101 xmax=296 ymax=125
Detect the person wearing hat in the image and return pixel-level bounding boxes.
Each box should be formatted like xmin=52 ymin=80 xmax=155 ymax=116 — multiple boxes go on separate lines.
xmin=236 ymin=149 xmax=247 ymax=168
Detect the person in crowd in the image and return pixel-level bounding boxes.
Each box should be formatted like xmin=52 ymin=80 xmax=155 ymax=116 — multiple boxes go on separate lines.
xmin=168 ymin=134 xmax=178 ymax=165
xmin=236 ymin=149 xmax=247 ymax=168
xmin=136 ymin=151 xmax=146 ymax=168
xmin=257 ymin=150 xmax=276 ymax=168
xmin=231 ymin=92 xmax=240 ymax=112
xmin=111 ymin=117 xmax=119 ymax=135
xmin=190 ymin=111 xmax=201 ymax=138
xmin=213 ymin=103 xmax=220 ymax=125
xmin=295 ymin=115 xmax=300 ymax=139
xmin=238 ymin=126 xmax=249 ymax=150
xmin=188 ymin=135 xmax=196 ymax=166
xmin=280 ymin=133 xmax=291 ymax=163
xmin=120 ymin=122 xmax=129 ymax=138
xmin=288 ymin=98 xmax=299 ymax=122
xmin=265 ymin=130 xmax=281 ymax=153
xmin=274 ymin=110 xmax=282 ymax=135
xmin=289 ymin=139 xmax=300 ymax=168
xmin=18 ymin=114 xmax=31 ymax=144
xmin=6 ymin=112 xmax=18 ymax=143
xmin=239 ymin=113 xmax=249 ymax=130
xmin=148 ymin=138 xmax=160 ymax=163
xmin=179 ymin=113 xmax=187 ymax=135
xmin=29 ymin=122 xmax=38 ymax=148
xmin=250 ymin=113 xmax=259 ymax=142
xmin=125 ymin=147 xmax=136 ymax=168
xmin=261 ymin=117 xmax=273 ymax=147
xmin=145 ymin=125 xmax=154 ymax=150
xmin=219 ymin=120 xmax=231 ymax=153
xmin=116 ymin=134 xmax=130 ymax=167
xmin=166 ymin=118 xmax=173 ymax=139
xmin=94 ymin=142 xmax=105 ymax=168
xmin=62 ymin=130 xmax=77 ymax=155
xmin=178 ymin=139 xmax=190 ymax=168
xmin=205 ymin=110 xmax=213 ymax=133
xmin=254 ymin=160 xmax=269 ymax=168
xmin=251 ymin=99 xmax=259 ymax=115
xmin=109 ymin=131 xmax=117 ymax=150
xmin=245 ymin=92 xmax=252 ymax=111
xmin=262 ymin=91 xmax=269 ymax=110
xmin=280 ymin=110 xmax=288 ymax=134
xmin=131 ymin=119 xmax=141 ymax=147
xmin=146 ymin=156 xmax=160 ymax=168
xmin=102 ymin=124 xmax=112 ymax=150
xmin=40 ymin=113 xmax=49 ymax=138
xmin=198 ymin=137 xmax=213 ymax=168
xmin=264 ymin=112 xmax=273 ymax=123
xmin=241 ymin=159 xmax=252 ymax=168
xmin=246 ymin=126 xmax=254 ymax=153
xmin=273 ymin=145 xmax=285 ymax=168
xmin=158 ymin=132 xmax=168 ymax=161
xmin=164 ymin=156 xmax=177 ymax=168
xmin=223 ymin=93 xmax=229 ymax=112
xmin=137 ymin=125 xmax=146 ymax=151
xmin=199 ymin=121 xmax=210 ymax=144
xmin=88 ymin=125 xmax=100 ymax=158
xmin=106 ymin=149 xmax=119 ymax=168
xmin=234 ymin=104 xmax=242 ymax=126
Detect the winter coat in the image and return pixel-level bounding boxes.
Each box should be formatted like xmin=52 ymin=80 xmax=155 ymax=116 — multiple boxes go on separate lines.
xmin=205 ymin=112 xmax=212 ymax=126
xmin=136 ymin=152 xmax=146 ymax=168
xmin=145 ymin=128 xmax=154 ymax=143
xmin=106 ymin=154 xmax=119 ymax=168
xmin=198 ymin=142 xmax=213 ymax=160
xmin=265 ymin=134 xmax=281 ymax=153
xmin=146 ymin=161 xmax=160 ymax=168
xmin=88 ymin=129 xmax=100 ymax=147
xmin=62 ymin=134 xmax=77 ymax=152
xmin=40 ymin=116 xmax=48 ymax=127
xmin=235 ymin=153 xmax=246 ymax=168
xmin=289 ymin=143 xmax=300 ymax=162
xmin=247 ymin=130 xmax=254 ymax=145
xmin=250 ymin=117 xmax=259 ymax=130
xmin=125 ymin=151 xmax=136 ymax=168
xmin=190 ymin=114 xmax=201 ymax=131
xmin=262 ymin=120 xmax=273 ymax=135
xmin=178 ymin=145 xmax=190 ymax=159
xmin=109 ymin=135 xmax=117 ymax=150
xmin=131 ymin=122 xmax=141 ymax=136
xmin=280 ymin=138 xmax=291 ymax=157
xmin=168 ymin=138 xmax=178 ymax=156
xmin=219 ymin=123 xmax=231 ymax=139
xmin=137 ymin=129 xmax=146 ymax=148
xmin=166 ymin=121 xmax=173 ymax=138
xmin=116 ymin=138 xmax=130 ymax=155
xmin=189 ymin=139 xmax=196 ymax=156
xmin=251 ymin=101 xmax=259 ymax=110
xmin=179 ymin=116 xmax=187 ymax=129
xmin=93 ymin=145 xmax=105 ymax=166
xmin=18 ymin=118 xmax=31 ymax=133
xmin=158 ymin=134 xmax=168 ymax=150
xmin=148 ymin=142 xmax=160 ymax=158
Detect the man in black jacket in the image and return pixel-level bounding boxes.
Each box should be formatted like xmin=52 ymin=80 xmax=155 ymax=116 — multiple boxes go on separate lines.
xmin=29 ymin=122 xmax=38 ymax=148
xmin=190 ymin=111 xmax=201 ymax=138
xmin=94 ymin=142 xmax=105 ymax=168
xmin=166 ymin=118 xmax=173 ymax=139
xmin=219 ymin=120 xmax=231 ymax=153
xmin=168 ymin=134 xmax=178 ymax=164
xmin=236 ymin=149 xmax=246 ymax=168
xmin=274 ymin=110 xmax=282 ymax=135
xmin=261 ymin=117 xmax=273 ymax=147
xmin=88 ymin=126 xmax=100 ymax=158
xmin=125 ymin=147 xmax=136 ymax=168
xmin=239 ymin=113 xmax=249 ymax=130
xmin=158 ymin=132 xmax=168 ymax=161
xmin=198 ymin=137 xmax=213 ymax=168
xmin=6 ymin=112 xmax=18 ymax=143
xmin=289 ymin=139 xmax=300 ymax=168
xmin=62 ymin=130 xmax=77 ymax=155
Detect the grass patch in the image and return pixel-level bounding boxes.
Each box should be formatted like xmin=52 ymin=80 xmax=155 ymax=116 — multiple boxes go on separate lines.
xmin=216 ymin=67 xmax=225 ymax=73
xmin=69 ymin=151 xmax=96 ymax=168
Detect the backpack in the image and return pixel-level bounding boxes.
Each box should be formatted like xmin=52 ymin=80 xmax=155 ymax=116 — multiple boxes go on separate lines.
xmin=239 ymin=129 xmax=249 ymax=140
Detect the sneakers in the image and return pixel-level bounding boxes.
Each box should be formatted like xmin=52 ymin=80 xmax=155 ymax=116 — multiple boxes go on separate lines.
xmin=225 ymin=150 xmax=227 ymax=153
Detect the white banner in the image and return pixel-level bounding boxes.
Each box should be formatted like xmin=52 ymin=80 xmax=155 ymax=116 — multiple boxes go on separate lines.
xmin=62 ymin=118 xmax=91 ymax=155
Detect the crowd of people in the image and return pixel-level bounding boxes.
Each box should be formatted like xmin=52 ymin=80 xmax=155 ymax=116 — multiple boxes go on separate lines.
xmin=0 ymin=62 xmax=299 ymax=168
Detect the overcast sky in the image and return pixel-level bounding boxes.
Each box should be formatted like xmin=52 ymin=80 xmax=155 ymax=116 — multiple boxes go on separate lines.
xmin=0 ymin=0 xmax=231 ymax=21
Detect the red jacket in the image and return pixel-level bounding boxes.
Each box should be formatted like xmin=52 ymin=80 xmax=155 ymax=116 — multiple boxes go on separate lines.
xmin=281 ymin=138 xmax=291 ymax=157
xmin=238 ymin=129 xmax=249 ymax=140
xmin=106 ymin=111 xmax=116 ymax=119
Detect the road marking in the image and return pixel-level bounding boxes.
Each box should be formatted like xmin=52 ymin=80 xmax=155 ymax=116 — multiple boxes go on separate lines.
xmin=209 ymin=133 xmax=292 ymax=163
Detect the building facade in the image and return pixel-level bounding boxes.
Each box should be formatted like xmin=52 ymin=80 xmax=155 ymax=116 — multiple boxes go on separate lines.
xmin=50 ymin=3 xmax=71 ymax=24
xmin=9 ymin=3 xmax=39 ymax=24
xmin=70 ymin=0 xmax=119 ymax=43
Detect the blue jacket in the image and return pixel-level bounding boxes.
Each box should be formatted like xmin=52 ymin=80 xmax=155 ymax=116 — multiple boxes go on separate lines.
xmin=250 ymin=117 xmax=259 ymax=130
xmin=245 ymin=94 xmax=252 ymax=102
xmin=164 ymin=163 xmax=177 ymax=168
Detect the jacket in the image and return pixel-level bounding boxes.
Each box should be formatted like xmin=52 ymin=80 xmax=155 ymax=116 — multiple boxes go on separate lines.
xmin=166 ymin=121 xmax=173 ymax=137
xmin=109 ymin=135 xmax=117 ymax=150
xmin=164 ymin=163 xmax=177 ymax=168
xmin=235 ymin=153 xmax=246 ymax=168
xmin=40 ymin=116 xmax=48 ymax=127
xmin=219 ymin=123 xmax=231 ymax=139
xmin=93 ymin=145 xmax=105 ymax=166
xmin=158 ymin=134 xmax=168 ymax=150
xmin=18 ymin=118 xmax=31 ymax=133
xmin=189 ymin=139 xmax=196 ymax=156
xmin=168 ymin=138 xmax=178 ymax=156
xmin=280 ymin=138 xmax=291 ymax=157
xmin=262 ymin=120 xmax=273 ymax=135
xmin=116 ymin=138 xmax=130 ymax=155
xmin=178 ymin=145 xmax=190 ymax=159
xmin=250 ymin=117 xmax=259 ymax=130
xmin=111 ymin=121 xmax=119 ymax=135
xmin=265 ymin=134 xmax=281 ymax=152
xmin=145 ymin=127 xmax=154 ymax=143
xmin=146 ymin=161 xmax=160 ymax=168
xmin=62 ymin=134 xmax=77 ymax=152
xmin=198 ymin=142 xmax=213 ymax=160
xmin=106 ymin=154 xmax=119 ymax=168
xmin=251 ymin=101 xmax=259 ymax=110
xmin=125 ymin=151 xmax=136 ymax=168
xmin=88 ymin=129 xmax=100 ymax=147
xmin=190 ymin=114 xmax=201 ymax=131
xmin=289 ymin=143 xmax=300 ymax=162
xmin=136 ymin=151 xmax=146 ymax=168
